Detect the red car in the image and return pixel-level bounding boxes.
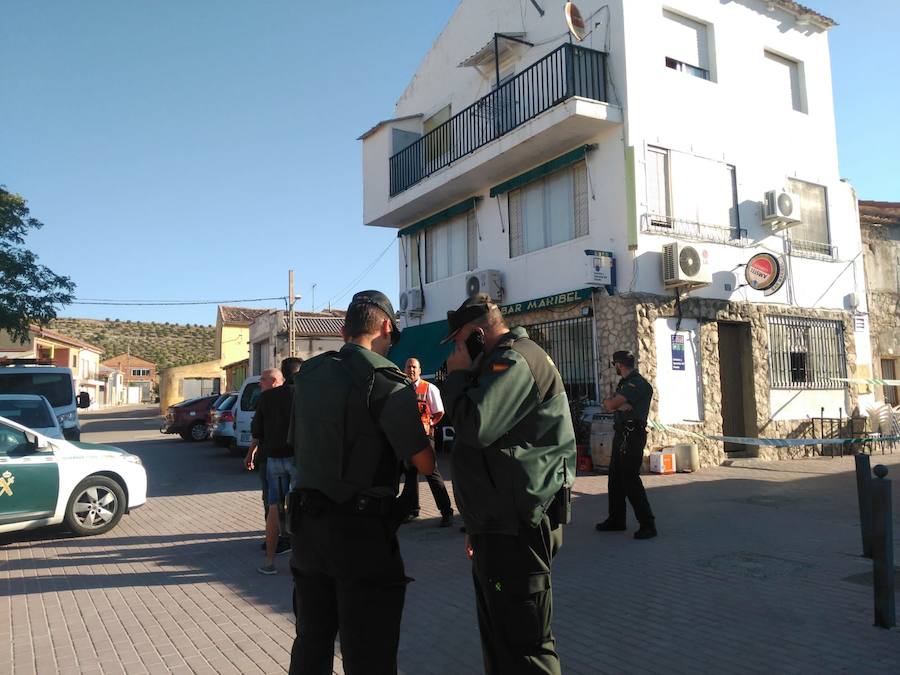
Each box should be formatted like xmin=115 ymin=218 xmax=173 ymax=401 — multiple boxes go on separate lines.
xmin=160 ymin=394 xmax=223 ymax=442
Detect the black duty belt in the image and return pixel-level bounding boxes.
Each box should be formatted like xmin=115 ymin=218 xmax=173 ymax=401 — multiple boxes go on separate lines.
xmin=295 ymin=489 xmax=394 ymax=518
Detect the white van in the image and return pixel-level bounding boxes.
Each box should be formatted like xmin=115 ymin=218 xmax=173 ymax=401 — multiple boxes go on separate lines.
xmin=233 ymin=376 xmax=261 ymax=451
xmin=0 ymin=363 xmax=90 ymax=441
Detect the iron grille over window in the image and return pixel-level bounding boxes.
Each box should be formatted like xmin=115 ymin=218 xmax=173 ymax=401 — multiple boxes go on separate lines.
xmin=519 ymin=316 xmax=597 ymax=403
xmin=767 ymin=316 xmax=846 ymax=389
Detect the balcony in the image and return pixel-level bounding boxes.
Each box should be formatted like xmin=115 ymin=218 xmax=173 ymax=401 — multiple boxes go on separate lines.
xmin=363 ymin=43 xmax=621 ymax=229
xmin=391 ymin=44 xmax=608 ymax=196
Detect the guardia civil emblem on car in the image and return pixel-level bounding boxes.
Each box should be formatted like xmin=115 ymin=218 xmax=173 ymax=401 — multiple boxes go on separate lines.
xmin=0 ymin=470 xmax=14 ymax=496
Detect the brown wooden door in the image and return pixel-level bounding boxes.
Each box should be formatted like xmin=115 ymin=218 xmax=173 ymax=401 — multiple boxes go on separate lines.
xmin=718 ymin=323 xmax=752 ymax=454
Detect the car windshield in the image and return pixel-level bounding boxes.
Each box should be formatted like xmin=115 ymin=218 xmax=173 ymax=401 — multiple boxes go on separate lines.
xmin=0 ymin=373 xmax=73 ymax=408
xmin=215 ymin=394 xmax=237 ymax=411
xmin=240 ymin=382 xmax=261 ymax=411
xmin=0 ymin=399 xmax=55 ymax=428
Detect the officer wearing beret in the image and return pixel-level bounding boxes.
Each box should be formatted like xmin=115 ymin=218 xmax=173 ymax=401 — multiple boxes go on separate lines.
xmin=441 ymin=294 xmax=576 ymax=675
xmin=288 ymin=291 xmax=435 ymax=675
xmin=595 ymin=350 xmax=657 ymax=539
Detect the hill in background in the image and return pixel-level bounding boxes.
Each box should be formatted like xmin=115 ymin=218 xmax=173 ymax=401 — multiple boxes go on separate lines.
xmin=49 ymin=318 xmax=216 ymax=370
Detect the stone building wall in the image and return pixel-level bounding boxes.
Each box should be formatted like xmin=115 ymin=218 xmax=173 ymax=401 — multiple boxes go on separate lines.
xmin=591 ymin=291 xmax=859 ymax=466
xmin=861 ymin=219 xmax=900 ymax=403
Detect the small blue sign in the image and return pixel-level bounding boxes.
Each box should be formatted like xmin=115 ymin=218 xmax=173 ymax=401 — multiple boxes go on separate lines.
xmin=671 ymin=334 xmax=685 ymax=371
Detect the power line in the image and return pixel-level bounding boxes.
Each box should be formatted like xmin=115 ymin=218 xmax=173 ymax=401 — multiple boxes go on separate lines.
xmin=70 ymin=296 xmax=286 ymax=307
xmin=324 ymin=239 xmax=397 ymax=309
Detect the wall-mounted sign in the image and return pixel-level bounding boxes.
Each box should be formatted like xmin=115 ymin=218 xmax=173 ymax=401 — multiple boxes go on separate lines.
xmin=584 ymin=249 xmax=614 ymax=287
xmin=500 ymin=288 xmax=592 ymax=317
xmin=745 ymin=252 xmax=787 ymax=296
xmin=671 ymin=334 xmax=685 ymax=371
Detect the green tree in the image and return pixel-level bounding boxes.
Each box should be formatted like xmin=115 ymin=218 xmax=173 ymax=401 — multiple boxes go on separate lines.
xmin=0 ymin=186 xmax=75 ymax=343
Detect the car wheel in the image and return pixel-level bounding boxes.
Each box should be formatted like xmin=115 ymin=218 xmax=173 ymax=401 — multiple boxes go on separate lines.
xmin=187 ymin=421 xmax=208 ymax=442
xmin=64 ymin=476 xmax=126 ymax=536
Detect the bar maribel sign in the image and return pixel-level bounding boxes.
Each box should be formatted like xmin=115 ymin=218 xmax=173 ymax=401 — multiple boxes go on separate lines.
xmin=500 ymin=288 xmax=592 ymax=317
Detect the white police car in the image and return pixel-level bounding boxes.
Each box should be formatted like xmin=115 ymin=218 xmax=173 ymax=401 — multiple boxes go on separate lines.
xmin=0 ymin=415 xmax=147 ymax=536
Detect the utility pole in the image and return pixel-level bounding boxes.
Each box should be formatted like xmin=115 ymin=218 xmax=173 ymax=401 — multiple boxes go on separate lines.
xmin=288 ymin=270 xmax=297 ymax=357
xmin=312 ymin=283 xmax=317 ymax=313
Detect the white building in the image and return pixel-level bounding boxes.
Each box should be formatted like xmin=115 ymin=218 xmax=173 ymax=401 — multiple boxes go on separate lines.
xmin=361 ymin=0 xmax=875 ymax=465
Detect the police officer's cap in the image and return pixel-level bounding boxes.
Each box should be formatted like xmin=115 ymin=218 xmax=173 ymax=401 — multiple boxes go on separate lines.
xmin=612 ymin=350 xmax=635 ymax=367
xmin=440 ymin=293 xmax=494 ymax=344
xmin=349 ymin=290 xmax=401 ymax=343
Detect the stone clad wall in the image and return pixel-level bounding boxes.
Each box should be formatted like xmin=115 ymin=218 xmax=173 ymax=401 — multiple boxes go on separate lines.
xmin=861 ymin=221 xmax=900 ymax=402
xmin=591 ymin=291 xmax=858 ymax=466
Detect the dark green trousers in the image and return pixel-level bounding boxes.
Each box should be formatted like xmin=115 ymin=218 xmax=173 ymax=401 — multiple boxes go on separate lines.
xmin=470 ymin=516 xmax=563 ymax=675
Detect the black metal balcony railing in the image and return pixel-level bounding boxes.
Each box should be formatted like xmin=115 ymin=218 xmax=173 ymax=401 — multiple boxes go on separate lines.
xmin=389 ymin=43 xmax=608 ymax=197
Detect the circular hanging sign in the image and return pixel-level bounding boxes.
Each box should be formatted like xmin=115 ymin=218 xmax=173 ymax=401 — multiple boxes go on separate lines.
xmin=565 ymin=2 xmax=587 ymax=41
xmin=744 ymin=253 xmax=782 ymax=292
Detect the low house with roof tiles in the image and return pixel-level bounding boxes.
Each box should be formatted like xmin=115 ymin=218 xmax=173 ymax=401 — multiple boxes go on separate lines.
xmin=215 ymin=305 xmax=270 ymax=367
xmin=0 ymin=324 xmax=104 ymax=408
xmin=248 ymin=310 xmax=345 ymax=375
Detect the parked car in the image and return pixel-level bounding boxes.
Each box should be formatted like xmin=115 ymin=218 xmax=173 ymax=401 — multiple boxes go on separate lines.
xmin=0 ymin=394 xmax=63 ymax=439
xmin=208 ymin=393 xmax=238 ymax=449
xmin=233 ymin=376 xmax=261 ymax=452
xmin=160 ymin=394 xmax=221 ymax=442
xmin=0 ymin=414 xmax=147 ymax=536
xmin=0 ymin=361 xmax=91 ymax=440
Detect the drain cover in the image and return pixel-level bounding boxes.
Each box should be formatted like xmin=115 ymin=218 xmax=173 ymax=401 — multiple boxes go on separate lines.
xmin=699 ymin=551 xmax=809 ymax=580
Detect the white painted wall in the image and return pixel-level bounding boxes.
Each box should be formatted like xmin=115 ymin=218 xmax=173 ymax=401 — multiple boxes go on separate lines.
xmin=363 ymin=0 xmax=872 ymax=417
xmin=770 ymin=389 xmax=848 ymax=422
xmin=654 ymin=318 xmax=704 ymax=424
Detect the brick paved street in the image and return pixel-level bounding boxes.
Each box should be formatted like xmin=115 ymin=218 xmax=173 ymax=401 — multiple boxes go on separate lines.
xmin=2 ymin=405 xmax=899 ymax=674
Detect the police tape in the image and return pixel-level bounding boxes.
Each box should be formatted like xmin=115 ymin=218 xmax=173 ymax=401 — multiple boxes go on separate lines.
xmin=830 ymin=377 xmax=900 ymax=387
xmin=646 ymin=419 xmax=900 ymax=448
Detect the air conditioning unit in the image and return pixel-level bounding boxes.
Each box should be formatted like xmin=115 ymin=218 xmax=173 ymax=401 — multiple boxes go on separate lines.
xmin=465 ymin=269 xmax=503 ymax=300
xmin=762 ymin=188 xmax=802 ymax=230
xmin=399 ymin=288 xmax=423 ymax=314
xmin=662 ymin=243 xmax=712 ymax=289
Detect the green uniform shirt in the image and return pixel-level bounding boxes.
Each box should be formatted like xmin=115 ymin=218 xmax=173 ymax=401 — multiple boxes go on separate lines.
xmin=614 ymin=370 xmax=653 ymax=425
xmin=443 ymin=327 xmax=576 ymax=536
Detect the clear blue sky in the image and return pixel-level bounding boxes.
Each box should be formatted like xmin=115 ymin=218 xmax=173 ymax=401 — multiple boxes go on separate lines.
xmin=2 ymin=0 xmax=897 ymax=325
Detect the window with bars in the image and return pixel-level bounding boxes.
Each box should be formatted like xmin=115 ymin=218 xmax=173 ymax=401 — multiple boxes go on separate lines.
xmin=425 ymin=211 xmax=476 ymax=282
xmin=881 ymin=358 xmax=898 ymax=407
xmin=767 ymin=316 xmax=846 ymax=389
xmin=519 ymin=316 xmax=597 ymax=403
xmin=508 ymin=161 xmax=588 ymax=257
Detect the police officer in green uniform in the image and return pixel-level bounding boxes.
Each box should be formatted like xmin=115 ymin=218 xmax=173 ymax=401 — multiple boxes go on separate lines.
xmin=287 ymin=290 xmax=435 ymax=675
xmin=595 ymin=350 xmax=657 ymax=539
xmin=441 ymin=294 xmax=576 ymax=675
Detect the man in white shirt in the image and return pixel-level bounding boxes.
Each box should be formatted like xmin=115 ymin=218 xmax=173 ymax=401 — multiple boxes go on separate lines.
xmin=401 ymin=357 xmax=454 ymax=527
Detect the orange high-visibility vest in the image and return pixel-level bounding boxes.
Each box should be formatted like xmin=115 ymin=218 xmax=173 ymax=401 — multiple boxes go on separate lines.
xmin=415 ymin=380 xmax=432 ymax=435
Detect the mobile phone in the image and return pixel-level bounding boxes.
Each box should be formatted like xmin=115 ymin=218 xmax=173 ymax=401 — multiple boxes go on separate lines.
xmin=465 ymin=331 xmax=486 ymax=361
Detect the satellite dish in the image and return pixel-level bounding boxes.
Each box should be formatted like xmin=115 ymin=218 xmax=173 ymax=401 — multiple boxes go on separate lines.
xmin=565 ymin=2 xmax=587 ymax=41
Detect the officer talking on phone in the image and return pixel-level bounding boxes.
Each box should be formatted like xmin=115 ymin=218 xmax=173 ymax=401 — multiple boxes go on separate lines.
xmin=441 ymin=293 xmax=575 ymax=675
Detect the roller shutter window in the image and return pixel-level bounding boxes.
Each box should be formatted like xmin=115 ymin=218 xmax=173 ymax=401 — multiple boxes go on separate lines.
xmin=787 ymin=178 xmax=830 ymax=253
xmin=408 ymin=234 xmax=422 ymax=289
xmin=764 ymin=50 xmax=804 ymax=113
xmin=663 ymin=10 xmax=709 ymax=78
xmin=467 ymin=211 xmax=478 ymax=271
xmin=647 ymin=147 xmax=670 ymax=225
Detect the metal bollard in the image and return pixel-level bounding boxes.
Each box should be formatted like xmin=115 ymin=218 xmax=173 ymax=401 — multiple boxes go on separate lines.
xmin=871 ymin=465 xmax=895 ymax=629
xmin=855 ymin=453 xmax=873 ymax=559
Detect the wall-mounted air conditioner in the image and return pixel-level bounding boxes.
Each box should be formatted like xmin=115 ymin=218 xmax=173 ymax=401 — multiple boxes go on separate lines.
xmin=662 ymin=243 xmax=712 ymax=289
xmin=399 ymin=288 xmax=424 ymax=314
xmin=762 ymin=189 xmax=802 ymax=231
xmin=465 ymin=269 xmax=503 ymax=300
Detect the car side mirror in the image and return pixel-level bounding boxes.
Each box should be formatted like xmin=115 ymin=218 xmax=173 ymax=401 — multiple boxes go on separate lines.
xmin=23 ymin=431 xmax=49 ymax=451
xmin=77 ymin=392 xmax=91 ymax=409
